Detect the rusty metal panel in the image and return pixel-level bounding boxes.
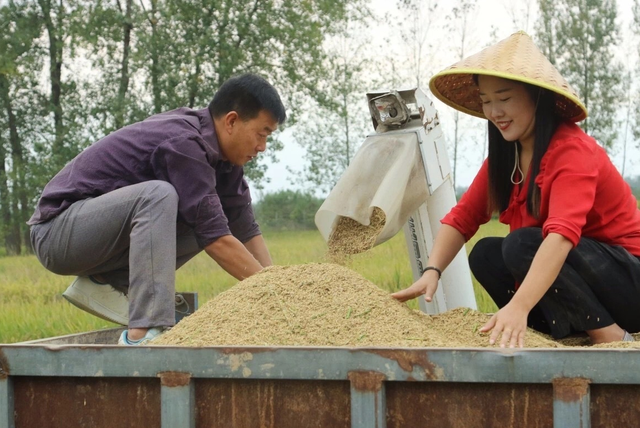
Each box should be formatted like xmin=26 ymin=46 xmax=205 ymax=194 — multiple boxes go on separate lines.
xmin=385 ymin=382 xmax=553 ymax=428
xmin=12 ymin=377 xmax=161 ymax=428
xmin=591 ymin=385 xmax=640 ymax=428
xmin=3 ymin=343 xmax=640 ymax=428
xmin=194 ymin=379 xmax=350 ymax=428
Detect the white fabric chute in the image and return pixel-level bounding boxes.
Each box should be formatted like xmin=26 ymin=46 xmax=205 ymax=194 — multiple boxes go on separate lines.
xmin=315 ymin=132 xmax=429 ymax=246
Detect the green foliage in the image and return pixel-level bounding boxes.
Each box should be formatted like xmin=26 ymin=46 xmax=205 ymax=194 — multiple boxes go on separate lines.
xmin=535 ymin=0 xmax=623 ymax=149
xmin=0 ymin=0 xmax=368 ymax=253
xmin=289 ymin=5 xmax=374 ymax=194
xmin=254 ymin=190 xmax=324 ymax=231
xmin=0 ymin=2 xmax=44 ymax=254
xmin=626 ymin=175 xmax=640 ymax=201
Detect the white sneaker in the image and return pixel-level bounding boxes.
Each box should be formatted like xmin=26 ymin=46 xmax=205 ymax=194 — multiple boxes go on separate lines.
xmin=118 ymin=327 xmax=165 ymax=345
xmin=63 ymin=276 xmax=129 ymax=325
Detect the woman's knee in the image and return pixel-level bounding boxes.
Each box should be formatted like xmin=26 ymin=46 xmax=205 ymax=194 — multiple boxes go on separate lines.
xmin=469 ymin=237 xmax=503 ymax=275
xmin=502 ymin=227 xmax=543 ymax=272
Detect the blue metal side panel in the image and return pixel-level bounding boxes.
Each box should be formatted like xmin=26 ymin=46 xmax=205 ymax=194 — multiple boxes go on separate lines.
xmin=350 ymin=386 xmax=386 ymax=428
xmin=349 ymin=371 xmax=386 ymax=428
xmin=1 ymin=346 xmax=639 ymax=385
xmin=553 ymin=378 xmax=591 ymax=428
xmin=160 ymin=379 xmax=195 ymax=428
xmin=0 ymin=377 xmax=14 ymax=428
xmin=2 ymin=345 xmax=640 ymax=428
xmin=554 ymin=397 xmax=590 ymax=428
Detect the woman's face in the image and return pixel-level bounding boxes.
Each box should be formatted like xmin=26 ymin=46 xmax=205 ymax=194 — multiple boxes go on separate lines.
xmin=477 ymin=75 xmax=537 ymax=148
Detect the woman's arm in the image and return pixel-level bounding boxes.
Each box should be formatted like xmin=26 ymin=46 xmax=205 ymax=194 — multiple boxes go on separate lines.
xmin=391 ymin=224 xmax=466 ymax=302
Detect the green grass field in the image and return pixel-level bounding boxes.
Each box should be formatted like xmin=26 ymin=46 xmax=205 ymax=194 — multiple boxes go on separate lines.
xmin=0 ymin=221 xmax=507 ymax=343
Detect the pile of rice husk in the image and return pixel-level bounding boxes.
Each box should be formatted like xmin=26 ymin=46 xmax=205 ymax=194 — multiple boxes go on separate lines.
xmin=327 ymin=207 xmax=385 ymax=260
xmin=156 ymin=207 xmax=638 ymax=349
xmin=154 ymin=263 xmax=564 ymax=348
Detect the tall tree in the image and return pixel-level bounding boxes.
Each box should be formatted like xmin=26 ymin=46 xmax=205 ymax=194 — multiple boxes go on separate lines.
xmin=0 ymin=2 xmax=41 ymax=254
xmin=37 ymin=0 xmax=66 ymax=165
xmin=445 ymin=0 xmax=478 ymax=189
xmin=398 ymin=0 xmax=439 ymax=88
xmin=133 ymin=0 xmax=368 ymax=185
xmin=536 ymin=0 xmax=622 ymax=149
xmin=77 ymin=0 xmax=143 ymax=136
xmin=0 ymin=0 xmax=370 ymax=254
xmin=632 ymin=0 xmax=640 ymax=164
xmin=290 ymin=10 xmax=373 ymax=195
xmin=503 ymin=0 xmax=536 ymax=33
xmin=535 ymin=0 xmax=558 ymax=64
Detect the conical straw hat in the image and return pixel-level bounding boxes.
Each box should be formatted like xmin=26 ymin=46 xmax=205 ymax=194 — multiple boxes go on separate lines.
xmin=429 ymin=31 xmax=587 ymax=122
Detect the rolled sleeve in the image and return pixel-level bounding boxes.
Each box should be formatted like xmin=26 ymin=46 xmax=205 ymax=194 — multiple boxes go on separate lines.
xmin=227 ymin=202 xmax=261 ymax=243
xmin=540 ymin=140 xmax=598 ymax=247
xmin=195 ymin=194 xmax=232 ymax=247
xmin=219 ymin=173 xmax=261 ymax=243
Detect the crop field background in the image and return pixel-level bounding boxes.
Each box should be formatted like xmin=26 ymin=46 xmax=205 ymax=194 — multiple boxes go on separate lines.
xmin=0 ymin=220 xmax=507 ymax=344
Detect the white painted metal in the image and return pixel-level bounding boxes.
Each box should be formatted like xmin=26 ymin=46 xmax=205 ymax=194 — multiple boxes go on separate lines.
xmin=366 ymin=88 xmax=477 ymax=314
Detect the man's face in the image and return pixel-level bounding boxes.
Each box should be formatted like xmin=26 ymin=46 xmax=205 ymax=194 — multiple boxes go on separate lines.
xmin=221 ymin=110 xmax=279 ymax=166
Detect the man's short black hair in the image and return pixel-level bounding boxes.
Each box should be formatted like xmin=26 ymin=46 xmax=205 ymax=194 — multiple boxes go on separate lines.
xmin=208 ymin=73 xmax=286 ymax=124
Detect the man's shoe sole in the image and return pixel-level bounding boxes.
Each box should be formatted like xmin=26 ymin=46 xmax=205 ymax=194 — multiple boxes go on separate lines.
xmin=63 ymin=280 xmax=129 ymax=325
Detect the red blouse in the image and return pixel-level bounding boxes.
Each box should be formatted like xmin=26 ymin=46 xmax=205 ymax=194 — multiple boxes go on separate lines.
xmin=442 ymin=122 xmax=640 ymax=257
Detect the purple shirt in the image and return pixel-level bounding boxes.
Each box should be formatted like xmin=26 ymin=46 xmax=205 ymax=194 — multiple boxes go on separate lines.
xmin=28 ymin=108 xmax=260 ymax=248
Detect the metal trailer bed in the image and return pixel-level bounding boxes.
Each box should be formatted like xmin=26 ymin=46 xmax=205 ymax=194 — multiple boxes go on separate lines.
xmin=1 ymin=328 xmax=639 ymax=427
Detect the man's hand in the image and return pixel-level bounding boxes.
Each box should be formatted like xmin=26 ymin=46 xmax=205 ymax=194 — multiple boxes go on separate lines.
xmin=391 ymin=269 xmax=440 ymax=303
xmin=480 ymin=302 xmax=529 ymax=348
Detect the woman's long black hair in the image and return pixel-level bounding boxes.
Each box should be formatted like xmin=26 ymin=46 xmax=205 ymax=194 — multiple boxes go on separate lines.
xmin=485 ymin=83 xmax=561 ymax=218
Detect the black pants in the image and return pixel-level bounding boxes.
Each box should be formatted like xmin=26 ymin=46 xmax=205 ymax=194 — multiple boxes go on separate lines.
xmin=468 ymin=227 xmax=640 ymax=339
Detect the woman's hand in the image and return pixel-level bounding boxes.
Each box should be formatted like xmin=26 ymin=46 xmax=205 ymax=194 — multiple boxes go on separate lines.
xmin=391 ymin=269 xmax=440 ymax=303
xmin=480 ymin=302 xmax=529 ymax=348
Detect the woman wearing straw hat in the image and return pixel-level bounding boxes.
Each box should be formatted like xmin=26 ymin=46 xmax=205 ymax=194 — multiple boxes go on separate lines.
xmin=392 ymin=31 xmax=640 ymax=347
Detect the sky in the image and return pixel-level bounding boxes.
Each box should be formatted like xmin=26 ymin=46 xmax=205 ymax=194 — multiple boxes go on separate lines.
xmin=255 ymin=0 xmax=640 ymax=199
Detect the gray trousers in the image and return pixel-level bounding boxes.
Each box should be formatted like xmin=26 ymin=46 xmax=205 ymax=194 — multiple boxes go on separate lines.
xmin=30 ymin=181 xmax=202 ymax=328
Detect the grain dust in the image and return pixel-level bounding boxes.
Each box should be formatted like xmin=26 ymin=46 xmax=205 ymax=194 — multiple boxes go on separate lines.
xmin=155 ymin=263 xmax=566 ymax=348
xmin=327 ymin=207 xmax=385 ymax=261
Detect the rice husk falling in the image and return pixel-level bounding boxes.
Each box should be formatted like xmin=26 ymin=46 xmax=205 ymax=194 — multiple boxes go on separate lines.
xmin=327 ymin=207 xmax=385 ymax=263
xmin=154 ymin=263 xmax=564 ymax=348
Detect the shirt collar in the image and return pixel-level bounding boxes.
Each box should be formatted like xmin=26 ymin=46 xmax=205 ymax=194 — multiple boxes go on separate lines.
xmin=195 ymin=108 xmax=234 ymax=172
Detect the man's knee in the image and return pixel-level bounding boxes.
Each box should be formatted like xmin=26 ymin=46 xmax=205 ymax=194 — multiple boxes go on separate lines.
xmin=142 ymin=181 xmax=179 ymax=207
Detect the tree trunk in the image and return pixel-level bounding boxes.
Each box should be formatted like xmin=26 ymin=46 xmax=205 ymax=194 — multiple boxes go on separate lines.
xmin=38 ymin=0 xmax=65 ymax=166
xmin=188 ymin=58 xmax=201 ymax=109
xmin=115 ymin=0 xmax=133 ymax=129
xmin=0 ymin=74 xmax=22 ymax=255
xmin=149 ymin=0 xmax=162 ymax=113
